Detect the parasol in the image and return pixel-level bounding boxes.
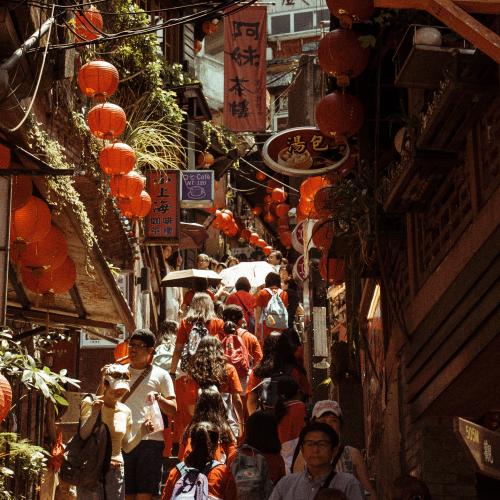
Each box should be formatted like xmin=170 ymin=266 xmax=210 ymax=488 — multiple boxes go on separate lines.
xmin=219 ymin=261 xmax=276 ymax=289
xmin=161 ymin=268 xmax=222 ymax=288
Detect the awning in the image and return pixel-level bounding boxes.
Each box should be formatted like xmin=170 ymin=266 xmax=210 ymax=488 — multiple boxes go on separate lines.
xmin=179 ymin=222 xmax=209 ymax=249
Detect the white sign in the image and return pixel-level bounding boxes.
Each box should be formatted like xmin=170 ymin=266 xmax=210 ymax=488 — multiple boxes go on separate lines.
xmin=313 ymin=306 xmax=328 ymax=357
xmin=80 ymin=329 xmax=125 ymax=349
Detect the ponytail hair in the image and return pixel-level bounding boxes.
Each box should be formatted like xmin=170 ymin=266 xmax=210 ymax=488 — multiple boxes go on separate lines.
xmin=275 ymin=376 xmax=299 ymax=423
xmin=185 ymin=421 xmax=219 ymax=470
xmin=223 ymin=320 xmax=238 ymax=335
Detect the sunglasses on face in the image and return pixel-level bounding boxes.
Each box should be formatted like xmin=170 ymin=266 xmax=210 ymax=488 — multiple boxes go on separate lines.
xmin=128 ymin=342 xmax=149 ymax=350
xmin=108 ymin=371 xmax=131 ymax=380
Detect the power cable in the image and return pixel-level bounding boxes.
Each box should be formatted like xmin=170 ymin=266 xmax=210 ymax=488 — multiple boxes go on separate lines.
xmin=238 ymin=157 xmax=299 ymax=193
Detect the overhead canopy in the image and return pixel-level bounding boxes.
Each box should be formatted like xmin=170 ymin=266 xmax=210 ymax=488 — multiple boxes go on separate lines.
xmin=179 ymin=222 xmax=209 ymax=250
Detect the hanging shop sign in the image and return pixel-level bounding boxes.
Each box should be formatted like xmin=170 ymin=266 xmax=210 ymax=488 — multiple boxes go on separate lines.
xmin=454 ymin=417 xmax=500 ymax=479
xmin=291 ymin=219 xmax=306 ymax=253
xmin=144 ymin=170 xmax=180 ymax=244
xmin=292 ymin=255 xmax=306 ymax=282
xmin=262 ymin=126 xmax=351 ymax=177
xmin=180 ymin=170 xmax=214 ymax=208
xmin=223 ymin=5 xmax=267 ymax=132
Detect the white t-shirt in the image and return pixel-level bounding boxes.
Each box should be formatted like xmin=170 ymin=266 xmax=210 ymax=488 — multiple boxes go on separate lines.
xmin=125 ymin=364 xmax=175 ymax=441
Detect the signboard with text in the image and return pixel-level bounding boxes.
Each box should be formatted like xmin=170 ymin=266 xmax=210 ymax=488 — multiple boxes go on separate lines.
xmin=144 ymin=170 xmax=180 ymax=244
xmin=224 ymin=6 xmax=267 ymax=132
xmin=180 ymin=170 xmax=214 ymax=208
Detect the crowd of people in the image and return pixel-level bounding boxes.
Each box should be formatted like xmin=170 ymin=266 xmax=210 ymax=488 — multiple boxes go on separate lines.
xmin=74 ymin=251 xmax=432 ymax=500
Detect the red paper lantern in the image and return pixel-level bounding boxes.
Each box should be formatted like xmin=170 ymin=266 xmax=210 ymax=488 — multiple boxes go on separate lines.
xmin=298 ymin=198 xmax=320 ymax=220
xmin=74 ymin=6 xmax=103 ymax=41
xmin=13 ymin=225 xmax=67 ymax=269
xmin=252 ymin=206 xmax=262 ymax=216
xmin=275 ymin=203 xmax=290 ymax=218
xmin=220 ymin=212 xmax=233 ymax=230
xmin=320 ymin=255 xmax=345 ymax=284
xmin=326 ymin=0 xmax=375 ymax=27
xmin=99 ymin=142 xmax=136 ymax=175
xmin=197 ymin=151 xmax=215 ymax=167
xmin=202 ymin=20 xmax=218 ymax=35
xmin=222 ymin=209 xmax=233 ymax=218
xmin=271 ymin=188 xmax=287 ymax=204
xmin=11 ymin=196 xmax=51 ymax=245
xmin=11 ymin=176 xmax=32 ymax=211
xmin=87 ymin=103 xmax=126 ymax=140
xmin=318 ymin=29 xmax=370 ymax=86
xmin=256 ymin=171 xmax=266 ymax=182
xmin=256 ymin=238 xmax=267 ymax=248
xmin=312 ymin=218 xmax=335 ymax=248
xmin=110 ymin=171 xmax=145 ymax=199
xmin=129 ymin=191 xmax=152 ymax=218
xmin=227 ymin=224 xmax=239 ymax=237
xmin=240 ymin=228 xmax=252 ymax=241
xmin=114 ymin=341 xmax=129 ymax=364
xmin=266 ymin=179 xmax=280 ymax=193
xmin=117 ymin=197 xmax=133 ymax=217
xmin=300 ymin=176 xmax=329 ymax=201
xmin=316 ymin=92 xmax=364 ymax=143
xmin=263 ymin=246 xmax=273 ymax=256
xmin=77 ymin=60 xmax=119 ymax=101
xmin=279 ymin=230 xmax=292 ymax=248
xmin=249 ymin=232 xmax=260 ymax=245
xmin=194 ymin=40 xmax=203 ymax=53
xmin=22 ymin=256 xmax=77 ymax=295
xmin=0 ymin=374 xmax=12 ymax=423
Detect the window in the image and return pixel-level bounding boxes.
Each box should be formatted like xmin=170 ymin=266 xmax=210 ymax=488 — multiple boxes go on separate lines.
xmin=294 ymin=11 xmax=313 ymax=32
xmin=271 ymin=15 xmax=291 ymax=35
xmin=316 ymin=9 xmax=330 ymax=28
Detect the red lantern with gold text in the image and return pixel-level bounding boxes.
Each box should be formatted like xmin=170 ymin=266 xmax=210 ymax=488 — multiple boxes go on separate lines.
xmin=275 ymin=203 xmax=290 ymax=218
xmin=271 ymin=188 xmax=287 ymax=204
xmin=87 ymin=103 xmax=126 ymax=140
xmin=110 ymin=171 xmax=145 ymax=199
xmin=300 ymin=176 xmax=329 ymax=201
xmin=22 ymin=256 xmax=77 ymax=295
xmin=13 ymin=225 xmax=67 ymax=269
xmin=318 ymin=29 xmax=369 ymax=86
xmin=320 ymin=254 xmax=345 ymax=285
xmin=326 ymin=0 xmax=374 ymax=27
xmin=0 ymin=374 xmax=12 ymax=423
xmin=279 ymin=230 xmax=292 ymax=248
xmin=11 ymin=176 xmax=32 ymax=211
xmin=312 ymin=218 xmax=335 ymax=248
xmin=77 ymin=60 xmax=119 ymax=101
xmin=256 ymin=171 xmax=266 ymax=182
xmin=129 ymin=191 xmax=152 ymax=218
xmin=99 ymin=142 xmax=136 ymax=175
xmin=249 ymin=232 xmax=260 ymax=245
xmin=197 ymin=151 xmax=215 ymax=168
xmin=263 ymin=246 xmax=273 ymax=256
xmin=75 ymin=6 xmax=103 ymax=41
xmin=240 ymin=228 xmax=252 ymax=241
xmin=316 ymin=92 xmax=364 ymax=143
xmin=10 ymin=196 xmax=51 ymax=246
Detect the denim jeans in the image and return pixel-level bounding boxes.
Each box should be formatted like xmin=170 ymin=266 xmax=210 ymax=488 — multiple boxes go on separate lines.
xmin=76 ymin=462 xmax=124 ymax=500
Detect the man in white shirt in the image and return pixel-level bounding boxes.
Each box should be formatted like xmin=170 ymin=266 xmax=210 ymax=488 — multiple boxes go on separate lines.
xmin=122 ymin=329 xmax=176 ymax=500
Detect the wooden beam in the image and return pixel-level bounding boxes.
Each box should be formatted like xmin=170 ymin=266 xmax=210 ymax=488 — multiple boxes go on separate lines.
xmin=68 ymin=285 xmax=86 ymax=319
xmin=454 ymin=0 xmax=500 ymax=14
xmin=8 ymin=264 xmax=30 ymax=309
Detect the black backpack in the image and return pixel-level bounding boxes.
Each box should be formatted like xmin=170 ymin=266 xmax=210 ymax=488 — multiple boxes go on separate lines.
xmin=254 ymin=370 xmax=292 ymax=412
xmin=60 ymin=394 xmax=112 ymax=491
xmin=180 ymin=321 xmax=209 ymax=373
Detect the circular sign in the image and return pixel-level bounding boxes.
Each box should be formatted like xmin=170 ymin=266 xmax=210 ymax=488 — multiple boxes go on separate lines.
xmin=293 ymin=255 xmax=306 ymax=282
xmin=291 ymin=220 xmax=306 ymax=253
xmin=262 ymin=126 xmax=351 ymax=177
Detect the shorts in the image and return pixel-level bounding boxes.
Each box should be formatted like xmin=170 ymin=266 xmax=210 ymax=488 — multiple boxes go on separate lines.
xmin=123 ymin=440 xmax=164 ymax=495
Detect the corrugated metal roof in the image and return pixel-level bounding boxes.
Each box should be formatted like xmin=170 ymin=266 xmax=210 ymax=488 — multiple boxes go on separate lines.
xmin=267 ymin=71 xmax=294 ymax=89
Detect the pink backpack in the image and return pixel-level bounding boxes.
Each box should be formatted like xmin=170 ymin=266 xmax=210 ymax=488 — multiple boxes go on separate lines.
xmin=221 ymin=328 xmax=250 ymax=379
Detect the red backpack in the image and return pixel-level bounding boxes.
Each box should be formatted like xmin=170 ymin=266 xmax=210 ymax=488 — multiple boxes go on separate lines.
xmin=221 ymin=328 xmax=250 ymax=379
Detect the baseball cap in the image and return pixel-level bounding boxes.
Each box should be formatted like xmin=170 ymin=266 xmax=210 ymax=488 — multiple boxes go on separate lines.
xmin=104 ymin=364 xmax=131 ymax=392
xmin=312 ymin=400 xmax=342 ymax=419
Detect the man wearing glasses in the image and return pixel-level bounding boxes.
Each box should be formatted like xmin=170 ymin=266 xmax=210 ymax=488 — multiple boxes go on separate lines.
xmin=196 ymin=253 xmax=211 ymax=270
xmin=123 ymin=329 xmax=176 ymax=500
xmin=269 ymin=422 xmax=365 ymax=500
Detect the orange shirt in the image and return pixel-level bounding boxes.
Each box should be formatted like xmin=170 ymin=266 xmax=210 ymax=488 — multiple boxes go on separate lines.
xmin=182 ymin=289 xmax=215 ymax=307
xmin=226 ymin=291 xmax=256 ymax=329
xmin=162 ymin=462 xmax=237 ymax=500
xmin=255 ymin=288 xmax=288 ymax=340
xmin=246 ymin=368 xmax=311 ymax=399
xmin=277 ymin=400 xmax=306 ymax=444
xmin=176 ymin=318 xmax=224 ymax=345
xmin=237 ymin=328 xmax=263 ymax=366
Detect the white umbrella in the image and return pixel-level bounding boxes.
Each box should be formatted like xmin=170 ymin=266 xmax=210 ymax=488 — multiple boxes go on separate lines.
xmin=161 ymin=269 xmax=222 ymax=288
xmin=220 ymin=261 xmax=276 ymax=289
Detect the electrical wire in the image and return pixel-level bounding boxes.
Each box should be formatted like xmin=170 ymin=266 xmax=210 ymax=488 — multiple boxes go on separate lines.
xmin=238 ymin=157 xmax=299 ymax=193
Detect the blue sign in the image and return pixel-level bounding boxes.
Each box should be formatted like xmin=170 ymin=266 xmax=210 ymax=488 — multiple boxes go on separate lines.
xmin=180 ymin=170 xmax=214 ymax=208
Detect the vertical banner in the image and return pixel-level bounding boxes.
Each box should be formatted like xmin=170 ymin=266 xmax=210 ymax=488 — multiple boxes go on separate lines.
xmin=224 ymin=6 xmax=267 ymax=132
xmin=144 ymin=170 xmax=180 ymax=244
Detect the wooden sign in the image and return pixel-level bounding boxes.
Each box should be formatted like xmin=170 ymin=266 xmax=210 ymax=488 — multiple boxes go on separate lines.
xmin=454 ymin=417 xmax=500 ymax=479
xmin=144 ymin=170 xmax=180 ymax=245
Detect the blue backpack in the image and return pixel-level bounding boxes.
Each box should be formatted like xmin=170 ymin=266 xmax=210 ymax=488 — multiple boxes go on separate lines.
xmin=262 ymin=288 xmax=288 ymax=330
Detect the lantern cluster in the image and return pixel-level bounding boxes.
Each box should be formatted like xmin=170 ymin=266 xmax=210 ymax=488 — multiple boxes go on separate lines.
xmin=76 ymin=44 xmax=152 ymax=220
xmin=0 ymin=374 xmax=12 ymax=424
xmin=9 ymin=195 xmax=76 ymax=296
xmin=212 ymin=209 xmax=239 ymax=238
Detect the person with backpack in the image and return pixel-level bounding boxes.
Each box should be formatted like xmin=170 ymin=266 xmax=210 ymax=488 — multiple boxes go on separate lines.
xmin=179 ymin=387 xmax=237 ymax=465
xmin=162 ymin=421 xmax=237 ymax=500
xmin=274 ymin=377 xmax=307 ymax=473
xmin=269 ymin=422 xmax=365 ymax=500
xmin=254 ymin=272 xmax=288 ymax=344
xmin=225 ymin=277 xmax=257 ymax=333
xmin=246 ymin=333 xmax=310 ymax=415
xmin=233 ymin=410 xmax=286 ymax=498
xmin=75 ymin=364 xmax=155 ymax=499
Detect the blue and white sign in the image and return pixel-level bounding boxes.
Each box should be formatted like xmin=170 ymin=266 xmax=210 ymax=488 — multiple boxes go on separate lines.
xmin=180 ymin=170 xmax=214 ymax=208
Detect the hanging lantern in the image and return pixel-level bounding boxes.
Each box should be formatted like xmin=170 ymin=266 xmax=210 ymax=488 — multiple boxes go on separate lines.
xmin=271 ymin=188 xmax=287 ymax=204
xmin=316 ymin=92 xmax=364 ymax=144
xmin=11 ymin=176 xmax=32 ymax=211
xmin=249 ymin=232 xmax=260 ymax=245
xmin=240 ymin=228 xmax=252 ymax=241
xmin=77 ymin=60 xmax=119 ymax=101
xmin=298 ymin=197 xmax=320 ymax=220
xmin=74 ymin=6 xmax=103 ymax=41
xmin=314 ymin=185 xmax=339 ymax=218
xmin=252 ymin=206 xmax=262 ymax=216
xmin=10 ymin=196 xmax=51 ymax=246
xmin=300 ymin=176 xmax=329 ymax=201
xmin=312 ymin=218 xmax=335 ymax=248
xmin=129 ymin=191 xmax=152 ymax=218
xmin=99 ymin=142 xmax=136 ymax=175
xmin=263 ymin=212 xmax=275 ymax=224
xmin=227 ymin=224 xmax=239 ymax=237
xmin=318 ymin=29 xmax=370 ymax=86
xmin=197 ymin=151 xmax=215 ymax=168
xmin=117 ymin=197 xmax=133 ymax=217
xmin=279 ymin=230 xmax=292 ymax=248
xmin=266 ymin=179 xmax=280 ymax=193
xmin=256 ymin=238 xmax=267 ymax=248
xmin=114 ymin=341 xmax=129 ymax=364
xmin=256 ymin=171 xmax=266 ymax=182
xmin=222 ymin=209 xmax=233 ymax=218
xmin=275 ymin=203 xmax=290 ymax=218
xmin=263 ymin=246 xmax=273 ymax=256
xmin=110 ymin=171 xmax=145 ymax=199
xmin=202 ymin=20 xmax=219 ymax=35
xmin=326 ymin=0 xmax=374 ymax=28
xmin=0 ymin=374 xmax=12 ymax=423
xmin=194 ymin=39 xmax=203 ymax=54
xmin=87 ymin=103 xmax=126 ymax=140
xmin=320 ymin=255 xmax=345 ymax=285
xmin=13 ymin=225 xmax=67 ymax=269
xmin=22 ymin=256 xmax=77 ymax=295
xmin=220 ymin=212 xmax=233 ymax=230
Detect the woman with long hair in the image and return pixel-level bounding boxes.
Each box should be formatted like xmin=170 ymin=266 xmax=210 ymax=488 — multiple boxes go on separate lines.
xmin=162 ymin=422 xmax=237 ymax=500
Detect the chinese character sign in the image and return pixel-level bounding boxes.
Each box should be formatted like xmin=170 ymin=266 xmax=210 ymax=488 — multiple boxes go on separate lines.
xmin=145 ymin=170 xmax=180 ymax=243
xmin=224 ymin=6 xmax=267 ymax=132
